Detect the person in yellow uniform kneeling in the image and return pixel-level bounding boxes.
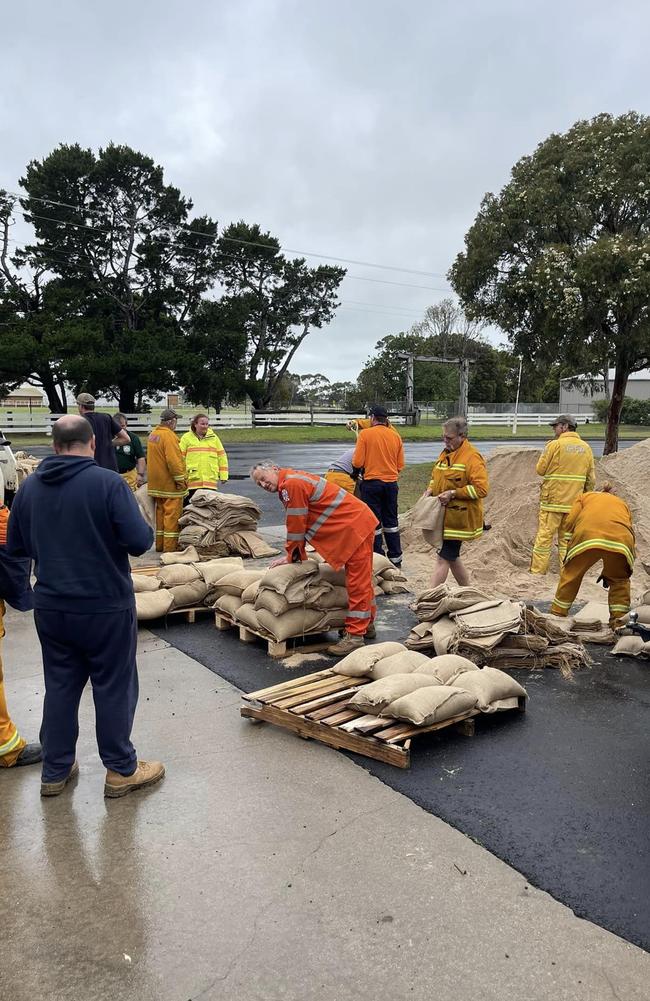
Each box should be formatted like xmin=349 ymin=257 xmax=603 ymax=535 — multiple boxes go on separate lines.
xmin=531 ymin=414 xmax=595 ymax=574
xmin=550 ymin=485 xmax=634 ymax=628
xmin=179 ymin=414 xmax=229 ymax=502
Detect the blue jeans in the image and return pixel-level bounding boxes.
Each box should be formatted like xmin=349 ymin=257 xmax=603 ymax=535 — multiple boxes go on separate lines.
xmin=359 ymin=480 xmax=402 ymax=564
xmin=35 ymin=608 xmax=139 ymax=782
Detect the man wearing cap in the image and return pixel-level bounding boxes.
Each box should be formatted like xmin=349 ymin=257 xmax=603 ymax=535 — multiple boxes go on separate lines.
xmin=352 ymin=405 xmax=405 ymax=567
xmin=76 ymin=393 xmax=129 ymax=471
xmin=147 ymin=409 xmax=188 ymax=553
xmin=530 ymin=414 xmax=595 ymax=575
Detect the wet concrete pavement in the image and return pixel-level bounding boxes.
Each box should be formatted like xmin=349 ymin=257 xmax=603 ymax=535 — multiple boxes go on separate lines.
xmin=2 ymin=605 xmax=649 ymax=1001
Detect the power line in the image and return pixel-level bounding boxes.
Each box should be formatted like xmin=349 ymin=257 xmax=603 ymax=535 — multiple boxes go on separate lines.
xmin=4 ymin=188 xmax=451 ymax=281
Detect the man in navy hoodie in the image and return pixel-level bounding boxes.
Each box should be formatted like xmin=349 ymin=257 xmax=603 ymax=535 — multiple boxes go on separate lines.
xmin=8 ymin=415 xmax=165 ymax=798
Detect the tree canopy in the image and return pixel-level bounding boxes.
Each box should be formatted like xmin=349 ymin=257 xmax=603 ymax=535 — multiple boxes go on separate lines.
xmin=450 ymin=111 xmax=650 ymax=452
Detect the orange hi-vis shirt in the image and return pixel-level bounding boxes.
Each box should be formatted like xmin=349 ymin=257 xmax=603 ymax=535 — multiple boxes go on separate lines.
xmin=278 ymin=468 xmax=379 ymax=570
xmin=563 ymin=491 xmax=635 ymax=570
xmin=147 ymin=425 xmax=188 ymax=498
xmin=352 ymin=425 xmax=405 ymax=482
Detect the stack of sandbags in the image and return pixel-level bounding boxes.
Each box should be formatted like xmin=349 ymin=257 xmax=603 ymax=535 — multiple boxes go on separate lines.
xmin=610 ymin=588 xmax=650 ymax=659
xmin=372 ymin=554 xmax=410 ymax=595
xmin=13 ymin=451 xmax=40 ymax=485
xmin=156 ymin=563 xmax=208 ymax=610
xmin=406 ymin=585 xmax=589 ymax=676
xmin=231 ymin=561 xmax=345 ymax=641
xmin=178 ymin=489 xmax=278 ymax=558
xmin=332 ymin=644 xmax=527 ymax=728
xmin=132 ymin=556 xmax=246 ymax=620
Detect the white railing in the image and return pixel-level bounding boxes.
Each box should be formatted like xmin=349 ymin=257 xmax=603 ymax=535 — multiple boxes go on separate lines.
xmin=0 ymin=412 xmax=253 ymax=434
xmin=253 ymin=410 xmax=407 ymax=426
xmin=467 ymin=413 xmax=590 ymax=426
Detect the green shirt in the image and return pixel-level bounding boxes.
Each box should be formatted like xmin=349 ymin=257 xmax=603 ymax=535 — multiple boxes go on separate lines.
xmin=115 ymin=430 xmax=145 ymax=473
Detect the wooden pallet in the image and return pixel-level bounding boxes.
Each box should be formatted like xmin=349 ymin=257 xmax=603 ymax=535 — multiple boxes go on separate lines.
xmin=240 ymin=669 xmax=526 ymax=768
xmin=167 ymin=605 xmax=214 ymax=624
xmin=215 ymin=610 xmax=336 ymax=659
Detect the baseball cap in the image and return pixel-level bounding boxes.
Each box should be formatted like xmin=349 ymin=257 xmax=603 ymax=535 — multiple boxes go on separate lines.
xmin=160 ymin=408 xmax=179 ymax=421
xmin=76 ymin=392 xmax=96 ymax=406
xmin=369 ymin=404 xmax=389 ymax=419
xmin=549 ymin=413 xmax=577 ymax=429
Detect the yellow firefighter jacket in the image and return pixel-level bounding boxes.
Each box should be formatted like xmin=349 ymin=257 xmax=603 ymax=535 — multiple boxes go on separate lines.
xmin=428 ymin=439 xmax=489 ymax=541
xmin=536 ymin=431 xmax=595 ymax=514
xmin=147 ymin=425 xmax=188 ymax=499
xmin=179 ymin=428 xmax=229 ymax=491
xmin=563 ymin=491 xmax=635 ymax=570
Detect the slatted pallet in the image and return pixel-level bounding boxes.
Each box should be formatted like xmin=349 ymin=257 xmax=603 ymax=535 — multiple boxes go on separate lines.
xmin=215 ymin=610 xmax=336 ymax=658
xmin=240 ymin=669 xmax=526 ymax=768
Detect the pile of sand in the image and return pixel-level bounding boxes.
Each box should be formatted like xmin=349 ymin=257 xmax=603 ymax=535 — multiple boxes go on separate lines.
xmin=401 ymin=441 xmax=650 ymax=604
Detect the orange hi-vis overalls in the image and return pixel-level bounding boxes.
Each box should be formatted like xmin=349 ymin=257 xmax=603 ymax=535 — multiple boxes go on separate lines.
xmin=147 ymin=425 xmax=188 ymax=552
xmin=278 ymin=468 xmax=379 ymax=637
xmin=0 ymin=506 xmax=26 ymax=767
xmin=531 ymin=431 xmax=595 ymax=574
xmin=551 ymin=492 xmax=635 ymax=626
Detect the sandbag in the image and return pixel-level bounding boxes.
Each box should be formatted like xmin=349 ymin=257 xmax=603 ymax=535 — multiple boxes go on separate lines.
xmin=333 ymin=641 xmax=408 ymax=677
xmin=372 ymin=553 xmax=394 ymax=574
xmin=323 ymin=608 xmax=348 ymax=629
xmin=256 ymin=607 xmax=328 ymax=642
xmin=135 ymin=484 xmax=155 ymax=529
xmin=371 ymin=650 xmax=433 ymax=680
xmin=241 ymin=579 xmax=262 ymax=605
xmin=214 ymin=570 xmax=264 ymax=597
xmin=380 ymin=567 xmax=408 ymax=581
xmin=135 ymin=589 xmax=174 ymax=620
xmin=452 ymin=667 xmax=527 ymax=711
xmin=631 ymin=604 xmax=650 ymax=625
xmin=417 ymin=654 xmax=480 ymax=684
xmin=381 ymin=581 xmax=410 ymax=595
xmin=195 ymin=558 xmax=245 ymax=586
xmin=571 ymin=601 xmax=610 ymax=631
xmin=214 ymin=594 xmax=243 ymax=616
xmin=226 ymin=530 xmax=280 ymax=559
xmin=255 ymin=589 xmax=291 ymax=616
xmin=236 ymin=603 xmax=264 ymax=631
xmin=159 ymin=545 xmax=200 ymax=565
xmin=157 ymin=564 xmax=201 ymax=587
xmin=260 ymin=560 xmax=319 ymax=594
xmin=318 ymin=564 xmax=347 ymax=587
xmin=382 ymin=686 xmax=478 ymax=726
xmin=349 ymin=673 xmax=441 ymax=714
xmin=410 ymin=493 xmax=444 ymax=549
xmin=611 ymin=635 xmax=650 ymax=658
xmin=132 ymin=574 xmax=162 ymax=593
xmin=169 ymin=579 xmax=208 ymax=608
xmin=314 ymin=585 xmax=349 ymax=610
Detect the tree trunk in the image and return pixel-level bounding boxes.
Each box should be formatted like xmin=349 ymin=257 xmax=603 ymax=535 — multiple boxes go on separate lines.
xmin=602 ymin=362 xmax=610 ymax=401
xmin=118 ymin=388 xmax=137 ymax=413
xmin=603 ymin=364 xmax=629 ymax=455
xmin=40 ymin=370 xmax=67 ymax=413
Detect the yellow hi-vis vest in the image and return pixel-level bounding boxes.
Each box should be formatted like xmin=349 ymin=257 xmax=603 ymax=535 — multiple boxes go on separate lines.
xmin=179 ymin=428 xmax=229 ymax=491
xmin=536 ymin=431 xmax=595 ymax=514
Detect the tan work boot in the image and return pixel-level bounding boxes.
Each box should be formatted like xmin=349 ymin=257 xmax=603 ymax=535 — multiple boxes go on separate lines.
xmin=41 ymin=761 xmax=79 ymax=797
xmin=364 ymin=622 xmax=377 ymax=640
xmin=104 ymin=760 xmax=165 ymax=799
xmin=327 ymin=632 xmax=365 ymax=657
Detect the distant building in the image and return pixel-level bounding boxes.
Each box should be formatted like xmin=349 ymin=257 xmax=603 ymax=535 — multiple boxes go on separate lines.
xmin=1 ymin=384 xmax=46 ymax=408
xmin=559 ymin=369 xmax=650 ymax=413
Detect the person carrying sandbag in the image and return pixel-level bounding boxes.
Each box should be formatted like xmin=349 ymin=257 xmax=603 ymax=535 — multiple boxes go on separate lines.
xmin=251 ymin=461 xmax=379 ymax=656
xmin=423 ymin=416 xmax=489 ymax=587
xmin=530 ymin=414 xmax=595 ymax=575
xmin=550 ymin=484 xmax=634 ymax=628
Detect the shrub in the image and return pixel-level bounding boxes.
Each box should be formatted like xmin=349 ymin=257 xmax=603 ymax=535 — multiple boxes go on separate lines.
xmin=592 ymin=396 xmax=650 ymax=425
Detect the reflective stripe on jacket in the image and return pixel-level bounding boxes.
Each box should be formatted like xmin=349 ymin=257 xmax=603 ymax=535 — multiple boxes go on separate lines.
xmin=179 ymin=428 xmax=228 ymax=490
xmin=278 ymin=468 xmax=378 ymax=570
xmin=536 ymin=431 xmax=595 ymax=513
xmin=563 ymin=491 xmax=635 ymax=570
xmin=428 ymin=439 xmax=489 ymax=541
xmin=147 ymin=426 xmax=188 ymax=498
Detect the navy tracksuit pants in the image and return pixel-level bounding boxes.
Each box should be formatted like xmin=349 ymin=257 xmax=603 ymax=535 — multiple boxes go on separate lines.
xmin=34 ymin=608 xmax=139 ymax=782
xmin=360 ymin=480 xmax=402 ymax=565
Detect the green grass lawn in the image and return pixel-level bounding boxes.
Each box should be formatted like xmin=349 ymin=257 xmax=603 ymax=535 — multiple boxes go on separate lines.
xmin=6 ymin=421 xmax=650 ymax=450
xmin=398 ymin=463 xmax=433 ymax=513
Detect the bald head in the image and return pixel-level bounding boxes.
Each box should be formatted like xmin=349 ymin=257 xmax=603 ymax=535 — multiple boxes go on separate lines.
xmin=52 ymin=415 xmax=95 ymax=456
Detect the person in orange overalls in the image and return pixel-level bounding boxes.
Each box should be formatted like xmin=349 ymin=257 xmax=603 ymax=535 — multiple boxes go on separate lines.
xmin=147 ymin=409 xmax=188 ymax=552
xmin=251 ymin=462 xmax=379 ymax=656
xmin=0 ymin=504 xmax=42 ymax=768
xmin=550 ymin=485 xmax=634 ymax=627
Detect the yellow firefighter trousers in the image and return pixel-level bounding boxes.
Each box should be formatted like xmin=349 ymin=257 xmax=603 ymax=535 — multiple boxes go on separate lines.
xmin=154 ymin=497 xmax=183 ymax=553
xmin=551 ymin=549 xmax=631 ymax=626
xmin=0 ymin=604 xmax=26 ymax=767
xmin=530 ymin=510 xmax=570 ymax=574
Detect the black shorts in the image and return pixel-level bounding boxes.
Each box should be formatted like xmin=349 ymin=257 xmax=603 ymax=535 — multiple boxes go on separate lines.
xmin=438 ymin=539 xmax=462 ymax=562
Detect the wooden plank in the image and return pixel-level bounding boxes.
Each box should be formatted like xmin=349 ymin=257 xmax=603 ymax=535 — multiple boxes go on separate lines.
xmin=270 ymin=677 xmax=355 ymax=710
xmin=305 ymin=698 xmax=357 ymax=721
xmin=239 ymin=626 xmax=257 ymax=645
xmin=268 ymin=640 xmax=288 ymax=658
xmin=245 ymin=669 xmax=336 ymax=702
xmin=263 ymin=673 xmax=352 ymax=704
xmin=289 ymin=686 xmax=361 ymax=715
xmin=240 ymin=702 xmax=411 ymax=768
xmin=380 ymin=710 xmax=480 ymax=744
xmin=321 ymin=709 xmax=359 ymax=727
xmin=215 ymin=612 xmax=236 ymax=631
xmin=340 ymin=715 xmax=387 ymax=734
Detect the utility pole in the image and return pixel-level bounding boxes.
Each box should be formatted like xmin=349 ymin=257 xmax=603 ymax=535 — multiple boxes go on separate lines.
xmin=512 ymin=356 xmax=523 ymax=435
xmin=458 ymin=359 xmax=470 ymax=418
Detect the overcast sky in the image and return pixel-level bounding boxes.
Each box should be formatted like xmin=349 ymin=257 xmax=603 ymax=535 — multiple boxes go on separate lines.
xmin=2 ymin=1 xmax=650 ymax=383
